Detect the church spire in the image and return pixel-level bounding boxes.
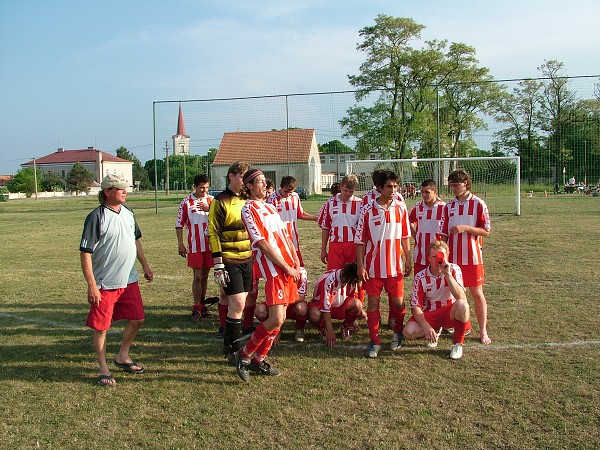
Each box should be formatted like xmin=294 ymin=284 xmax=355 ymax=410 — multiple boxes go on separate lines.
xmin=176 ymin=103 xmax=186 ymax=136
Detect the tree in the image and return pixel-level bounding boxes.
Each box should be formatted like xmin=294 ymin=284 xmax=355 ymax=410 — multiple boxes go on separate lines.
xmin=6 ymin=167 xmax=40 ymax=196
xmin=116 ymin=146 xmax=152 ymax=190
xmin=492 ymin=79 xmax=546 ymax=184
xmin=41 ymin=171 xmax=65 ymax=192
xmin=318 ymin=140 xmax=354 ymax=154
xmin=537 ymin=60 xmax=578 ymax=183
xmin=66 ymin=162 xmax=94 ymax=194
xmin=342 ymin=14 xmax=498 ymax=160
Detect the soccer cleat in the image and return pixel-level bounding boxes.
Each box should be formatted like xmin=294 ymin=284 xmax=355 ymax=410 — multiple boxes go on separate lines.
xmin=235 ymin=351 xmax=250 ymax=382
xmin=449 ymin=343 xmax=463 ymax=360
xmin=390 ymin=332 xmax=404 ymax=351
xmin=203 ymin=296 xmax=220 ymax=306
xmin=366 ymin=342 xmax=381 ymax=358
xmin=200 ymin=306 xmax=212 ymax=318
xmin=341 ymin=324 xmax=352 ymax=341
xmin=294 ymin=328 xmax=305 ymax=343
xmin=427 ymin=327 xmax=443 ymax=348
xmin=248 ymin=360 xmax=281 ymax=376
xmin=216 ymin=326 xmax=225 ymax=338
xmin=191 ymin=309 xmax=200 ymax=322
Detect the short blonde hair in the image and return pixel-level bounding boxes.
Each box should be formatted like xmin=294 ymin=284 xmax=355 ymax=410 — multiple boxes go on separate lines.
xmin=340 ymin=174 xmax=359 ymax=190
xmin=427 ymin=240 xmax=449 ymax=256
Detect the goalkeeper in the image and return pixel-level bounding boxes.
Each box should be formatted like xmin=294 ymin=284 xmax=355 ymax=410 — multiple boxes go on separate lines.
xmin=208 ymin=161 xmax=253 ymax=357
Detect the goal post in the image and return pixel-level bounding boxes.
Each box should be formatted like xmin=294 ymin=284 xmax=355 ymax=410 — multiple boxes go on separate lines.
xmin=346 ymin=156 xmax=521 ymax=215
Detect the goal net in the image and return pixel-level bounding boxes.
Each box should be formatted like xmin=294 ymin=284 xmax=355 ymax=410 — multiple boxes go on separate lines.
xmin=346 ymin=156 xmax=521 ymax=215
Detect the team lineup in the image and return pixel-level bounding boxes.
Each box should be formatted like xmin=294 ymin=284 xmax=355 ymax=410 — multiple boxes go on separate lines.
xmin=80 ymin=162 xmax=491 ymax=386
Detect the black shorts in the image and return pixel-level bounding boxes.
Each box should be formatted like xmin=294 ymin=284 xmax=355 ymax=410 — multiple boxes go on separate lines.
xmin=223 ymin=261 xmax=253 ymax=296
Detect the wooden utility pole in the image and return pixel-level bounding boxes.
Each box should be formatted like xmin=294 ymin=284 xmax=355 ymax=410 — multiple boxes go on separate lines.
xmin=165 ymin=141 xmax=170 ymax=195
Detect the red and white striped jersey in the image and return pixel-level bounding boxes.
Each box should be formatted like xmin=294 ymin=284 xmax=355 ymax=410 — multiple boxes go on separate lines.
xmin=242 ymin=199 xmax=296 ymax=280
xmin=354 ymin=198 xmax=410 ymax=278
xmin=409 ymin=199 xmax=446 ymax=266
xmin=175 ymin=193 xmax=214 ymax=253
xmin=439 ymin=193 xmax=490 ymax=266
xmin=318 ymin=194 xmax=363 ymax=243
xmin=411 ymin=264 xmax=464 ymax=312
xmin=266 ymin=190 xmax=305 ymax=252
xmin=361 ymin=187 xmax=406 ymax=209
xmin=312 ymin=269 xmax=358 ymax=312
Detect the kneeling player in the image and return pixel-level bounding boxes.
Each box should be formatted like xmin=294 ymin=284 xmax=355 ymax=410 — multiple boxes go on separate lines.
xmin=403 ymin=241 xmax=471 ymax=360
xmin=307 ymin=263 xmax=363 ymax=348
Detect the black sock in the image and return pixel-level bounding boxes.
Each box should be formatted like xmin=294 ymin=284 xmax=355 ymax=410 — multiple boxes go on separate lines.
xmin=225 ymin=317 xmax=243 ymax=354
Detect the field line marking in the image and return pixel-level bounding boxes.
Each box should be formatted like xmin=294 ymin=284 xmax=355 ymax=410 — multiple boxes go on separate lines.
xmin=2 ymin=312 xmax=599 ymax=351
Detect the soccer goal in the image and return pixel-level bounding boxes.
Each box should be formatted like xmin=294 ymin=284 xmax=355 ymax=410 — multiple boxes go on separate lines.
xmin=346 ymin=156 xmax=521 ymax=215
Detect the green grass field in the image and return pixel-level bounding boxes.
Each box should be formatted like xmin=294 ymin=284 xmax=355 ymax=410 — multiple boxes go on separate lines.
xmin=1 ymin=192 xmax=599 ymax=449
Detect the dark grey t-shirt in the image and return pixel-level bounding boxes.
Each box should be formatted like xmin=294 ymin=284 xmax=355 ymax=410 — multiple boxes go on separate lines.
xmin=80 ymin=204 xmax=142 ymax=289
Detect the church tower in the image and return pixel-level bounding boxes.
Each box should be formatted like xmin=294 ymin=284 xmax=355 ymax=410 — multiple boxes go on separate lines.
xmin=172 ymin=103 xmax=190 ymax=155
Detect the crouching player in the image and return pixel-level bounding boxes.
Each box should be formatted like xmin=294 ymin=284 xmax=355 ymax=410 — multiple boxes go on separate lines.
xmin=403 ymin=241 xmax=471 ymax=360
xmin=307 ymin=263 xmax=363 ymax=348
xmin=236 ymin=169 xmax=301 ymax=382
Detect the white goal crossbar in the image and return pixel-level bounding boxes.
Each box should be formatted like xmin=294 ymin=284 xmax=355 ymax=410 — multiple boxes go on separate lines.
xmin=346 ymin=156 xmax=521 ymax=215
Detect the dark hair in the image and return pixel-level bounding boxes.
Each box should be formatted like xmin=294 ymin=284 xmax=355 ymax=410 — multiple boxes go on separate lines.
xmin=266 ymin=179 xmax=274 ymax=190
xmin=330 ymin=182 xmax=341 ymax=196
xmin=371 ymin=169 xmax=383 ymax=185
xmin=340 ymin=263 xmax=359 ymax=285
xmin=193 ymin=174 xmax=210 ymax=186
xmin=280 ymin=176 xmax=297 ymax=189
xmin=448 ymin=168 xmax=471 ymax=191
xmin=374 ymin=170 xmax=398 ymax=189
xmin=421 ymin=179 xmax=437 ymax=190
xmin=98 ymin=190 xmax=107 ymax=204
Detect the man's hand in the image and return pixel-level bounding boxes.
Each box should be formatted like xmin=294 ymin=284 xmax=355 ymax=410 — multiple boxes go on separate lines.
xmin=143 ymin=265 xmax=154 ymax=282
xmin=325 ymin=328 xmax=337 ymax=348
xmin=320 ymin=249 xmax=328 ymax=265
xmin=87 ymin=284 xmax=102 ymax=306
xmin=178 ymin=243 xmax=187 ymax=257
xmin=213 ymin=263 xmax=230 ymax=287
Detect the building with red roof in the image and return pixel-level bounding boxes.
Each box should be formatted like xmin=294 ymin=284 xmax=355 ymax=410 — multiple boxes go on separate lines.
xmin=21 ymin=147 xmax=134 ymax=191
xmin=211 ymin=128 xmax=322 ymax=195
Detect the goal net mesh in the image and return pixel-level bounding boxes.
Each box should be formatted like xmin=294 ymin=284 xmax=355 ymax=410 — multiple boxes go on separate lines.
xmin=347 ymin=156 xmax=520 ymax=215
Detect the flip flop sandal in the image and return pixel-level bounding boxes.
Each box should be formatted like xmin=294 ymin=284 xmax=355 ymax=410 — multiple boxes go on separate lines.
xmin=97 ymin=374 xmax=117 ymax=387
xmin=114 ymin=360 xmax=145 ymax=374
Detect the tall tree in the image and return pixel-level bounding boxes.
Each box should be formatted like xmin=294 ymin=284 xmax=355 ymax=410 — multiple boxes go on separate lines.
xmin=318 ymin=140 xmax=354 ymax=154
xmin=492 ymin=79 xmax=546 ymax=184
xmin=116 ymin=146 xmax=152 ymax=190
xmin=538 ymin=60 xmax=577 ymax=183
xmin=342 ymin=14 xmax=498 ymax=160
xmin=41 ymin=171 xmax=65 ymax=192
xmin=66 ymin=162 xmax=94 ymax=194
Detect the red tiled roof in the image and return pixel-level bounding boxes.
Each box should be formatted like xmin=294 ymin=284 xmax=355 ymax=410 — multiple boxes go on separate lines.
xmin=213 ymin=129 xmax=316 ymax=165
xmin=22 ymin=149 xmax=130 ymax=166
xmin=0 ymin=175 xmax=12 ymax=186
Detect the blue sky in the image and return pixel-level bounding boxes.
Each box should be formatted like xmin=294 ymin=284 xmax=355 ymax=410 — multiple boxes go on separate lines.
xmin=1 ymin=0 xmax=599 ymax=175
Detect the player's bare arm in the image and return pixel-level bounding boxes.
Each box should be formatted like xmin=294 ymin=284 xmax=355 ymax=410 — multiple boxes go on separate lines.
xmin=80 ymin=251 xmax=101 ymax=306
xmin=136 ymin=239 xmax=154 ymax=282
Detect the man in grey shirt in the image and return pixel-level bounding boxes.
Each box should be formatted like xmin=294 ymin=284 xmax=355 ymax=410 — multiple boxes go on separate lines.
xmin=80 ymin=174 xmax=153 ymax=386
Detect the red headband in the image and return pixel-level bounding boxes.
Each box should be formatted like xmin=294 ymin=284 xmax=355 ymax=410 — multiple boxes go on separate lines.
xmin=245 ymin=170 xmax=264 ymax=184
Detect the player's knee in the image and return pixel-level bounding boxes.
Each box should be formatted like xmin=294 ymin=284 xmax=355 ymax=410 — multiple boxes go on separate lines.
xmin=307 ymin=306 xmax=322 ymax=324
xmin=254 ymin=303 xmax=268 ymax=322
xmin=402 ymin=323 xmax=418 ymax=340
xmin=348 ymin=298 xmax=363 ymax=314
xmin=294 ymin=300 xmax=308 ymax=317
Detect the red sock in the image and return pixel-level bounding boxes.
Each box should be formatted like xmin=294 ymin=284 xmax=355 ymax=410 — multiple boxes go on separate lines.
xmin=193 ymin=304 xmax=203 ymax=312
xmin=343 ymin=309 xmax=361 ymax=328
xmin=240 ymin=322 xmax=269 ymax=359
xmin=367 ymin=310 xmax=381 ymax=345
xmin=218 ymin=304 xmax=228 ymax=327
xmin=242 ymin=304 xmax=256 ymax=331
xmin=389 ymin=303 xmax=407 ymax=334
xmin=452 ymin=319 xmax=470 ymax=344
xmin=254 ymin=328 xmax=280 ymax=363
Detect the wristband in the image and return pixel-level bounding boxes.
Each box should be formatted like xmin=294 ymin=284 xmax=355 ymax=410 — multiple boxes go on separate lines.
xmin=214 ymin=263 xmax=225 ymax=270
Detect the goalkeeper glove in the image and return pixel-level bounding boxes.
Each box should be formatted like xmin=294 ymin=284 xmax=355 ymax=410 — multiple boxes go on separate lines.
xmin=213 ymin=263 xmax=230 ymax=288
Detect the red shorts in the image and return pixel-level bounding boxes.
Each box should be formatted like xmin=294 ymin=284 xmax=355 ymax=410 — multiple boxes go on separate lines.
xmin=187 ymin=251 xmax=213 ymax=269
xmin=264 ymin=267 xmax=298 ymax=307
xmin=86 ymin=282 xmax=145 ymax=331
xmin=327 ymin=242 xmax=357 ymax=270
xmin=363 ymin=276 xmax=404 ymax=298
xmin=308 ymin=297 xmax=353 ymax=320
xmin=458 ymin=264 xmax=485 ymax=287
xmin=408 ymin=303 xmax=472 ymax=331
